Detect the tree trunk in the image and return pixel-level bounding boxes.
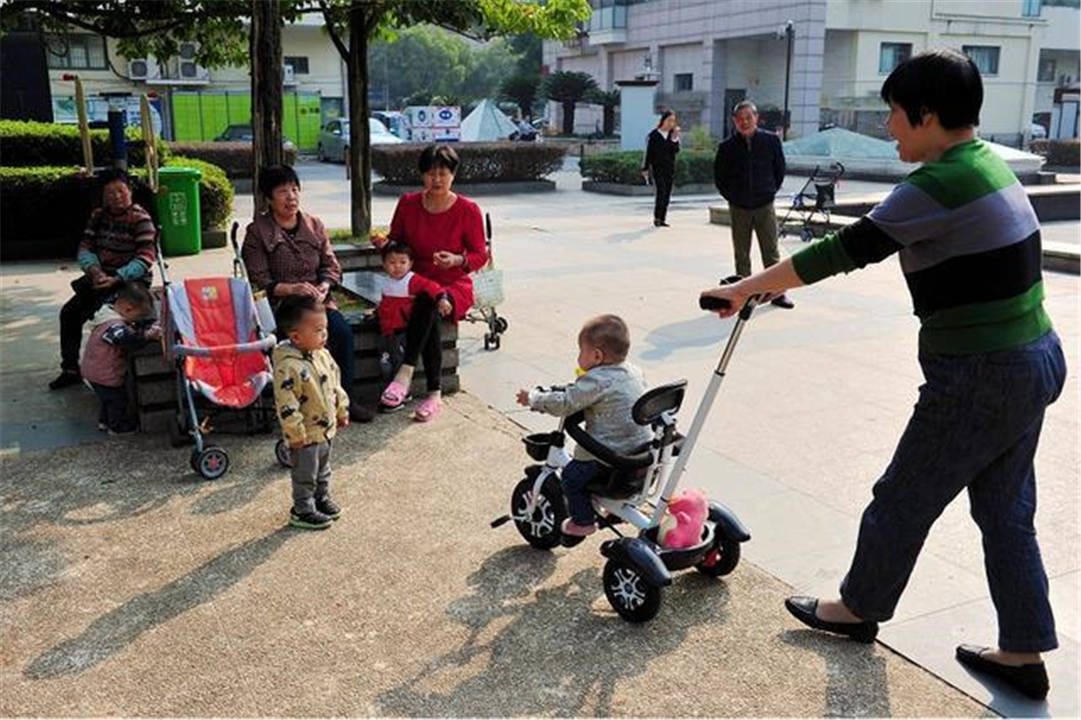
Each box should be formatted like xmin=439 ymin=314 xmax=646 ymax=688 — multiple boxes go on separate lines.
xmin=603 ymin=105 xmax=615 ymax=136
xmin=561 ymin=100 xmax=575 ymax=135
xmin=346 ymin=2 xmax=372 ymax=239
xmin=250 ymin=0 xmax=283 ymax=216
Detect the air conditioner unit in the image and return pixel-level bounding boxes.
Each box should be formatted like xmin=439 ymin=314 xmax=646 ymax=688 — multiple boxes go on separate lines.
xmin=177 ymin=42 xmax=200 ymax=80
xmin=129 ymin=58 xmax=150 ymax=80
xmin=284 ymin=64 xmax=296 ymax=85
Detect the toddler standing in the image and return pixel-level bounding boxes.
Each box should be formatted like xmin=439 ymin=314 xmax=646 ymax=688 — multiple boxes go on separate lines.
xmin=80 ymin=282 xmax=160 ymax=435
xmin=272 ymin=295 xmax=350 ymax=530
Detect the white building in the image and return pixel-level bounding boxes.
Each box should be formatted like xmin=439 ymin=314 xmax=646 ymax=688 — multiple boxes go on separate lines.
xmin=543 ymin=0 xmax=1080 ymax=144
xmin=44 ymin=14 xmax=347 ymax=149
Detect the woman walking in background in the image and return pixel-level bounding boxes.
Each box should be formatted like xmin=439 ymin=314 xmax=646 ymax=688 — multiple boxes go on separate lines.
xmin=642 ymin=110 xmax=680 ymax=227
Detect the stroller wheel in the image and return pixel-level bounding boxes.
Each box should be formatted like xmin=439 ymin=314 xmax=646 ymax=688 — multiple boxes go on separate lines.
xmin=495 ymin=317 xmax=508 ymax=334
xmin=603 ymin=559 xmax=662 ymax=623
xmin=696 ymin=536 xmax=741 ymax=577
xmin=193 ymin=446 xmax=230 ymax=480
xmin=511 ymin=475 xmax=566 ymax=550
xmin=275 ymin=439 xmax=293 ymax=468
xmin=484 ymin=333 xmax=501 ymax=351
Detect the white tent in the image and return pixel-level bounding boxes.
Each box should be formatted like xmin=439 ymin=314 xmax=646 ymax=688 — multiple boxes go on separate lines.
xmin=459 ymin=99 xmax=518 ymax=142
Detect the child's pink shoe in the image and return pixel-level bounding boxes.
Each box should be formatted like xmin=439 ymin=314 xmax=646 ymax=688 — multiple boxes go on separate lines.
xmin=413 ymin=394 xmax=442 ymax=422
xmin=561 ymin=518 xmax=597 ymax=537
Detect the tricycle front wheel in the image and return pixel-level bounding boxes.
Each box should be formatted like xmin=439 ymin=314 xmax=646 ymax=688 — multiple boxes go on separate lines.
xmin=511 ymin=475 xmax=566 ymax=550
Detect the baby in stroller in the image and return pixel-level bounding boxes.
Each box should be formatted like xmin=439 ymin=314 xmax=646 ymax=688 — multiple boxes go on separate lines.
xmin=516 ymin=314 xmax=652 ymax=537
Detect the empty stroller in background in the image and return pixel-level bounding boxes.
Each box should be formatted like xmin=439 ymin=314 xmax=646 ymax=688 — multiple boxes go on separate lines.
xmin=779 ymin=161 xmax=844 ymax=242
xmin=465 ymin=213 xmax=508 ymax=351
xmin=157 ymin=230 xmax=278 ymax=479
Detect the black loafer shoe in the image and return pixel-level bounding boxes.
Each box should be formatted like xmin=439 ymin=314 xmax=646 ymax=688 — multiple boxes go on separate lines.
xmin=956 ymin=645 xmax=1049 ymax=700
xmin=784 ymin=596 xmax=879 ymax=644
xmin=771 ymin=295 xmax=795 ymax=309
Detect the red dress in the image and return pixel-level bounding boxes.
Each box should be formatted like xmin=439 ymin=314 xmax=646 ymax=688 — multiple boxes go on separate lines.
xmin=387 ymin=192 xmax=488 ymax=321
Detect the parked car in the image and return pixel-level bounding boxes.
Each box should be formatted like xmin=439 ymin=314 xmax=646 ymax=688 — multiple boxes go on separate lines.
xmin=213 ymin=124 xmax=297 ymax=152
xmin=371 ymin=110 xmax=408 ymax=139
xmin=316 ymin=118 xmax=403 ymax=163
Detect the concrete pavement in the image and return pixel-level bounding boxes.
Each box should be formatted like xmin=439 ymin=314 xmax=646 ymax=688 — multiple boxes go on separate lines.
xmin=1 ymin=393 xmax=988 ymax=717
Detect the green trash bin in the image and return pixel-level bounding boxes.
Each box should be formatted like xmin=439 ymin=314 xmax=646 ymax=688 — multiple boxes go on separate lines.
xmin=155 ymin=166 xmax=202 ymax=256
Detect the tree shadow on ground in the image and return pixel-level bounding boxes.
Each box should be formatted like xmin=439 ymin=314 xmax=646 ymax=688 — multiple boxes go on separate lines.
xmin=23 ymin=527 xmax=294 ymax=679
xmin=376 ymin=545 xmax=731 ymax=716
xmin=781 ymin=629 xmax=892 ymax=717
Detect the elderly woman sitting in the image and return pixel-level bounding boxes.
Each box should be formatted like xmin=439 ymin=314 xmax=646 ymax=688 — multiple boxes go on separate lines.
xmin=241 ymin=165 xmax=374 ymax=423
xmin=373 ymin=145 xmax=488 ymax=422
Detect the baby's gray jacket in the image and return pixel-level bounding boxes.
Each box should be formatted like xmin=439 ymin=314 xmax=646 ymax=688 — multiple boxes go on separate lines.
xmin=528 ymin=363 xmax=653 ymax=462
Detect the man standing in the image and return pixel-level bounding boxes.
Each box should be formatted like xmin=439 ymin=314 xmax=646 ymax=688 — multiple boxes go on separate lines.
xmin=714 ymin=101 xmax=794 ymax=308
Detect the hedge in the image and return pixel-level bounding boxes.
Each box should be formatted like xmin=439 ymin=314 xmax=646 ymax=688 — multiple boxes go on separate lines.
xmin=0 ymin=157 xmax=232 ymax=260
xmin=1029 ymin=138 xmax=1080 ymax=167
xmin=166 ymin=141 xmax=298 ymax=179
xmin=371 ymin=142 xmax=565 ymax=184
xmin=580 ymin=150 xmax=716 ymax=186
xmin=0 ymin=119 xmax=169 ymax=168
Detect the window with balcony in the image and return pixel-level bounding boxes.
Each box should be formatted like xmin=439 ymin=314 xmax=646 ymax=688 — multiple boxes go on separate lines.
xmin=46 ymin=34 xmax=108 ymax=70
xmin=674 ymin=73 xmax=693 ymax=92
xmin=963 ymin=45 xmax=1000 ymax=76
xmin=1022 ymin=0 xmax=1043 ymax=16
xmin=589 ymin=0 xmax=628 ymax=31
xmin=285 ymin=56 xmax=309 ymax=74
xmin=878 ymin=43 xmax=912 ymax=74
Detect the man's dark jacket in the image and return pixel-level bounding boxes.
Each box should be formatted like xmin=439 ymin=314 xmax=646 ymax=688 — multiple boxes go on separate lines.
xmin=713 ymin=128 xmax=786 ymax=210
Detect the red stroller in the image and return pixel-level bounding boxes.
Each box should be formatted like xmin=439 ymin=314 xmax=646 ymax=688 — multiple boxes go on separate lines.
xmin=158 ymin=238 xmax=277 ymax=479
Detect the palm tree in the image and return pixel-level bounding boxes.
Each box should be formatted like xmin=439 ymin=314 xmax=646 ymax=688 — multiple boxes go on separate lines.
xmin=541 ymin=70 xmax=598 ymax=135
xmin=585 ymin=88 xmax=619 ymax=136
xmin=499 ymin=73 xmax=541 ymax=119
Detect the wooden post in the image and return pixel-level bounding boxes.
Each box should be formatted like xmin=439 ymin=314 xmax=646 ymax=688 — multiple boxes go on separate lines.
xmin=69 ymin=75 xmax=93 ymax=173
xmin=251 ymin=0 xmax=284 ymax=216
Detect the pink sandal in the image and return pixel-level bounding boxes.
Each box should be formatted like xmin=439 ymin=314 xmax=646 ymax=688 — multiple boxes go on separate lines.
xmin=380 ymin=380 xmax=409 ymax=410
xmin=413 ymin=394 xmax=442 ymax=423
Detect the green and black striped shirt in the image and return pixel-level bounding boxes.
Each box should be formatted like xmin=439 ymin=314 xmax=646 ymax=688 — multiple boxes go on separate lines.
xmin=792 ymin=139 xmax=1051 ymax=355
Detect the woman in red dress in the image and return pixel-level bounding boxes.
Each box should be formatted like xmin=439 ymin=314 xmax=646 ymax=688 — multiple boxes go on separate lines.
xmin=375 ymin=145 xmax=488 ymax=422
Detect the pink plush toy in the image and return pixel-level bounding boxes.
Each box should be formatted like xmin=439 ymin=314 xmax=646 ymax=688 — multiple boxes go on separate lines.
xmin=657 ymin=488 xmax=709 ymax=549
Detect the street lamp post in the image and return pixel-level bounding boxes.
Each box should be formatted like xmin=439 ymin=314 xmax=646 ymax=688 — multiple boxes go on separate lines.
xmin=781 ymin=20 xmax=794 ymax=140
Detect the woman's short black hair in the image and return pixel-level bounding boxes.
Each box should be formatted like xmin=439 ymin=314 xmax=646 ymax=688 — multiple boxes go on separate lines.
xmin=259 ymin=165 xmax=301 ymax=200
xmin=656 ymin=110 xmax=675 ymax=128
xmin=881 ymin=49 xmax=982 ymax=129
xmin=97 ymin=167 xmax=130 ymax=187
xmin=418 ymin=144 xmax=459 ymax=174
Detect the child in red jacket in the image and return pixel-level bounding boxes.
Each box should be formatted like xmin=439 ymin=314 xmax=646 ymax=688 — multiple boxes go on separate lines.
xmin=376 ymin=241 xmax=450 ymax=337
xmin=375 ymin=242 xmax=450 ymax=403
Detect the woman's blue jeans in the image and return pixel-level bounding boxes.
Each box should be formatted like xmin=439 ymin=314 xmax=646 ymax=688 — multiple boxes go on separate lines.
xmin=840 ymin=331 xmax=1067 ymax=652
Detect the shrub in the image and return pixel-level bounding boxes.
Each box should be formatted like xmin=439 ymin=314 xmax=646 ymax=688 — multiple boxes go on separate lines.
xmin=165 ymin=141 xmax=298 ymax=178
xmin=371 ymin=142 xmax=565 ymax=185
xmin=1029 ymin=138 xmax=1080 ymax=167
xmin=0 ymin=158 xmax=232 ymax=260
xmin=328 ymin=227 xmax=389 ymax=245
xmin=0 ymin=119 xmax=169 ymax=168
xmin=581 ymin=150 xmax=716 ymax=186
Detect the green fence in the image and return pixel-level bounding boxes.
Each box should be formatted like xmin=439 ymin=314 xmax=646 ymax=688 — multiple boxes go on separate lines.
xmin=171 ymin=91 xmax=322 ymax=151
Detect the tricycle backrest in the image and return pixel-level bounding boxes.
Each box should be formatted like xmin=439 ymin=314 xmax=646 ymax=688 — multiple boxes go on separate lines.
xmin=632 ymin=380 xmax=687 ymax=426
